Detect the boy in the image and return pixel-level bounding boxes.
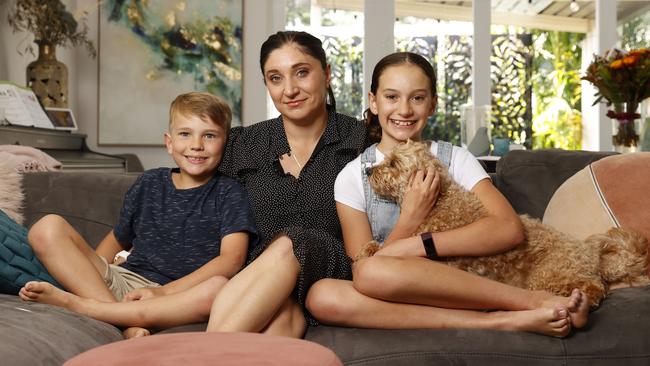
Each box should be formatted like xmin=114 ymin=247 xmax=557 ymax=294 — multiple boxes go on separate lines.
xmin=21 ymin=92 xmax=258 ymax=337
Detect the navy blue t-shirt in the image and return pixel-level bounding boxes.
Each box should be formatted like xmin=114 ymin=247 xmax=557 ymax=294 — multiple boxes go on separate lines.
xmin=113 ymin=168 xmax=258 ymax=285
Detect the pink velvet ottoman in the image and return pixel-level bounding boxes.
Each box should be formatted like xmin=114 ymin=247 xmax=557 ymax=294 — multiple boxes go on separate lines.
xmin=64 ymin=332 xmax=342 ymax=366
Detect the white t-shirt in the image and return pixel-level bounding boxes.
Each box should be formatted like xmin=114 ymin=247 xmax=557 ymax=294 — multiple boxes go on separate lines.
xmin=334 ymin=142 xmax=490 ymax=212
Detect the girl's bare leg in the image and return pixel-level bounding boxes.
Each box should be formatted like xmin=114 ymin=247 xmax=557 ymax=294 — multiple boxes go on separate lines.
xmin=307 ymin=279 xmax=572 ymax=337
xmin=207 ymin=236 xmax=301 ymax=334
xmin=19 ymin=276 xmax=228 ymax=329
xmin=353 ymin=256 xmax=589 ymax=328
xmin=29 ymin=215 xmax=114 ymax=302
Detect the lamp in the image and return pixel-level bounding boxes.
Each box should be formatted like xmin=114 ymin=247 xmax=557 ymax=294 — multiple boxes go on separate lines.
xmin=570 ymin=0 xmax=580 ymax=13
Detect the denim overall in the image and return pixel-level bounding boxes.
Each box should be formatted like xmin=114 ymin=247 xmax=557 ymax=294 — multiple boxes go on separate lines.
xmin=361 ymin=141 xmax=453 ymax=244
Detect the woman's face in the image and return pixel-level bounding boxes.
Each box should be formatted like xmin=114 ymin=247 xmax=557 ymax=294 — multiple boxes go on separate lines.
xmin=263 ymin=43 xmax=331 ymax=125
xmin=369 ymin=63 xmax=436 ymax=150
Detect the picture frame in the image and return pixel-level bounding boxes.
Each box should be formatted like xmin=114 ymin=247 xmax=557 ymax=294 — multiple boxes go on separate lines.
xmin=97 ymin=0 xmax=243 ymax=146
xmin=44 ymin=107 xmax=79 ymax=131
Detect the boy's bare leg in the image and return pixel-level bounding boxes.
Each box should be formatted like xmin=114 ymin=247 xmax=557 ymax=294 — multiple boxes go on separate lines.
xmin=207 ymin=236 xmax=301 ymax=334
xmin=29 ymin=215 xmax=153 ymax=338
xmin=353 ymin=256 xmax=589 ymax=328
xmin=29 ymin=215 xmax=114 ymax=302
xmin=307 ymin=279 xmax=572 ymax=337
xmin=19 ymin=276 xmax=228 ymax=329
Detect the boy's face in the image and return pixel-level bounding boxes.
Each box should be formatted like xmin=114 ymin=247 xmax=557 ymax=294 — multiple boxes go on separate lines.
xmin=165 ymin=112 xmax=226 ymax=187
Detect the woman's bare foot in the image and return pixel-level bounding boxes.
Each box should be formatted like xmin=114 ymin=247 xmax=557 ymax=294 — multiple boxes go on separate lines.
xmin=122 ymin=327 xmax=151 ymax=339
xmin=495 ymin=305 xmax=571 ymax=338
xmin=19 ymin=281 xmax=79 ymax=310
xmin=541 ymin=289 xmax=589 ymax=329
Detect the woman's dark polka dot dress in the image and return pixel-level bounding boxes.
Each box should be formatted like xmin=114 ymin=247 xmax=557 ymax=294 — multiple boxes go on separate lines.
xmin=219 ymin=110 xmax=367 ymax=325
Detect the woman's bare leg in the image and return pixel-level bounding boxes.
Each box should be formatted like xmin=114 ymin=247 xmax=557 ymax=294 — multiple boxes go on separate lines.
xmin=207 ymin=236 xmax=301 ymax=333
xmin=307 ymin=279 xmax=572 ymax=337
xmin=261 ymin=298 xmax=306 ymax=338
xmin=353 ymin=256 xmax=589 ymax=328
xmin=29 ymin=215 xmax=114 ymax=302
xmin=19 ymin=276 xmax=228 ymax=329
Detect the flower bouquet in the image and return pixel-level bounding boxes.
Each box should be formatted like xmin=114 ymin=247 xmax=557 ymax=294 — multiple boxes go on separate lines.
xmin=582 ymin=48 xmax=650 ymax=149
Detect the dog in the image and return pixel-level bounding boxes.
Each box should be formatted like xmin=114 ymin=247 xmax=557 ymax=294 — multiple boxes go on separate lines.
xmin=357 ymin=141 xmax=649 ymax=307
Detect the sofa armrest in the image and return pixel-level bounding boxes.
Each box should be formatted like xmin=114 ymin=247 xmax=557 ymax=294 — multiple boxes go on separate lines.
xmin=494 ymin=149 xmax=616 ymax=219
xmin=22 ymin=172 xmax=138 ymax=248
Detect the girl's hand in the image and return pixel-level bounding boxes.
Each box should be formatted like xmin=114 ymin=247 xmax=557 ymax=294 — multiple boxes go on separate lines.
xmin=399 ymin=166 xmax=440 ymax=226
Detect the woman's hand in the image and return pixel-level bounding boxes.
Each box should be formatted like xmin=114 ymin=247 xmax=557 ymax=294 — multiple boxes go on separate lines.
xmin=399 ymin=166 xmax=440 ymax=227
xmin=122 ymin=287 xmax=165 ymax=302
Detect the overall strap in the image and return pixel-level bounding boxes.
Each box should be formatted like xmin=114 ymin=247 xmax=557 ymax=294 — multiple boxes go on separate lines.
xmin=360 ymin=143 xmax=378 ymax=213
xmin=436 ymin=140 xmax=453 ymax=168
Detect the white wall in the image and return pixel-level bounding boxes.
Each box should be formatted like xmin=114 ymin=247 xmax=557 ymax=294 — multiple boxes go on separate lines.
xmin=0 ymin=0 xmax=278 ymax=169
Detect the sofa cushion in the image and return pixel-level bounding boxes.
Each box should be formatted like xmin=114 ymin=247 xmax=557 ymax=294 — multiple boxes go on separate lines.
xmin=0 ymin=210 xmax=61 ymax=294
xmin=543 ymin=152 xmax=650 ymax=242
xmin=495 ymin=149 xmax=616 ymax=218
xmin=64 ymin=332 xmax=342 ymax=366
xmin=22 ymin=172 xmax=137 ymax=247
xmin=0 ymin=294 xmax=122 ymax=365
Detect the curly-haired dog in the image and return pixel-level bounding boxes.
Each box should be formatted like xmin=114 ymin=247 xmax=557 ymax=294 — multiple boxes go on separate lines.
xmin=357 ymin=141 xmax=649 ymax=307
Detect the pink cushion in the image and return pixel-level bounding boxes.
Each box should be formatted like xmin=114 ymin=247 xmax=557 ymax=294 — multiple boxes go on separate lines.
xmin=64 ymin=332 xmax=342 ymax=366
xmin=543 ymin=152 xmax=650 ymax=242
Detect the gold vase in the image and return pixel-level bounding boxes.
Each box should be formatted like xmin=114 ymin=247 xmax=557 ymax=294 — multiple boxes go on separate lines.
xmin=26 ymin=41 xmax=68 ymax=108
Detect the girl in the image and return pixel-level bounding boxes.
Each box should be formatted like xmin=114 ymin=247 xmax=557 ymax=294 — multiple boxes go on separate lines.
xmin=306 ymin=52 xmax=589 ymax=337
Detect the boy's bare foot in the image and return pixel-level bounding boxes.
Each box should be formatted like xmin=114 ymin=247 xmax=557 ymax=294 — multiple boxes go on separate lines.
xmin=496 ymin=305 xmax=571 ymax=338
xmin=19 ymin=281 xmax=77 ymax=310
xmin=123 ymin=327 xmax=151 ymax=339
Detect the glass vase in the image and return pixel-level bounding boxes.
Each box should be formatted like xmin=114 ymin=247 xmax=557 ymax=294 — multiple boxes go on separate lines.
xmin=26 ymin=40 xmax=68 ymax=108
xmin=609 ymin=103 xmax=640 ymax=154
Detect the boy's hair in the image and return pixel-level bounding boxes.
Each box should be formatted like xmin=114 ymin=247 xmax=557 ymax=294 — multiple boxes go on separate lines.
xmin=169 ymin=92 xmax=232 ymax=133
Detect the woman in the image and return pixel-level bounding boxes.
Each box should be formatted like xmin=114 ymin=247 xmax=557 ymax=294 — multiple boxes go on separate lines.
xmin=18 ymin=31 xmax=366 ymax=339
xmin=305 ymin=52 xmax=589 ymax=337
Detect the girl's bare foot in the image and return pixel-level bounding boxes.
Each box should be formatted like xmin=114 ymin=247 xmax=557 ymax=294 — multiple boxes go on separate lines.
xmin=495 ymin=305 xmax=571 ymax=338
xmin=541 ymin=289 xmax=589 ymax=329
xmin=19 ymin=281 xmax=78 ymax=310
xmin=123 ymin=327 xmax=151 ymax=339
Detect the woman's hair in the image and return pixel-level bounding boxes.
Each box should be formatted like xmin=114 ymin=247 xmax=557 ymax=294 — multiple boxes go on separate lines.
xmin=169 ymin=92 xmax=232 ymax=134
xmin=259 ymin=31 xmax=336 ymax=110
xmin=364 ymin=52 xmax=437 ymax=144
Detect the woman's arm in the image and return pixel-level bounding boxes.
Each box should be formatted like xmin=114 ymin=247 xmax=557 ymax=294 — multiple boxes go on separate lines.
xmin=376 ymin=178 xmax=524 ymax=258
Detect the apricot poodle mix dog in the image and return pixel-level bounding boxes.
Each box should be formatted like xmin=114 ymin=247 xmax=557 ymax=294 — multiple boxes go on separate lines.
xmin=358 ymin=141 xmax=649 ymax=307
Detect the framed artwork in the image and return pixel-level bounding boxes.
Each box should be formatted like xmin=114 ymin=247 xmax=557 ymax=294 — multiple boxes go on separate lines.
xmin=98 ymin=0 xmax=242 ymax=146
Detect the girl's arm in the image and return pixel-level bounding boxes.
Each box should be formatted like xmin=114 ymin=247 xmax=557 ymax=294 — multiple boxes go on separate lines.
xmin=337 ymin=202 xmax=374 ymax=258
xmin=337 ymin=166 xmax=440 ymax=258
xmin=376 ymin=178 xmax=524 ymax=258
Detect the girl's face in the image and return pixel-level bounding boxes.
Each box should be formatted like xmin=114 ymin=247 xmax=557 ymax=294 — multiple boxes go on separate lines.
xmin=263 ymin=43 xmax=331 ymax=125
xmin=370 ymin=63 xmax=436 ymax=151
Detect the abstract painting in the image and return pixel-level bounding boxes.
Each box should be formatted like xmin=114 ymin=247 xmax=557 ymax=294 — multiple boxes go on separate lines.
xmin=98 ymin=0 xmax=242 ymax=145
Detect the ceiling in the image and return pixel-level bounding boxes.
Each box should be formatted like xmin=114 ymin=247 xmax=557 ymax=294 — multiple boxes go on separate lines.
xmin=439 ymin=0 xmax=650 ymax=21
xmin=317 ymin=0 xmax=650 ymax=33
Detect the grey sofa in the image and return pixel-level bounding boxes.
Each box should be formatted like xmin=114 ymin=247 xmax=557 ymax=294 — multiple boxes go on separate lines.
xmin=2 ymin=149 xmax=649 ymax=365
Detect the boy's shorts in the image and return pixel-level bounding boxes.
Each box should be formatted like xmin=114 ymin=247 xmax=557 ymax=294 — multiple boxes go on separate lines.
xmin=99 ymin=257 xmax=160 ymax=301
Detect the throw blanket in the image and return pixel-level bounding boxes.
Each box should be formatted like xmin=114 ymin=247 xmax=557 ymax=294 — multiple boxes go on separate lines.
xmin=0 ymin=145 xmax=61 ymax=172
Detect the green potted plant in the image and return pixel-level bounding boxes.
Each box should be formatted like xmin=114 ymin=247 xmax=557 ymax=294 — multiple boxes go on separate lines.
xmin=6 ymin=0 xmax=96 ymax=108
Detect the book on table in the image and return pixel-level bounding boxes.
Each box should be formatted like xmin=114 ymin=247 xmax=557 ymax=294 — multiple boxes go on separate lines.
xmin=0 ymin=81 xmax=76 ymax=131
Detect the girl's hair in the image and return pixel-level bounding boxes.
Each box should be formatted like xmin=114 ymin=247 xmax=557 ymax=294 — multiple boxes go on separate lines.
xmin=364 ymin=52 xmax=437 ymax=144
xmin=260 ymin=30 xmax=336 ymax=110
xmin=169 ymin=92 xmax=232 ymax=134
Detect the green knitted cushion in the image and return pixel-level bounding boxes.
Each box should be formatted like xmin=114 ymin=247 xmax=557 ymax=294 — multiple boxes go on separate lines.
xmin=0 ymin=210 xmax=62 ymax=294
